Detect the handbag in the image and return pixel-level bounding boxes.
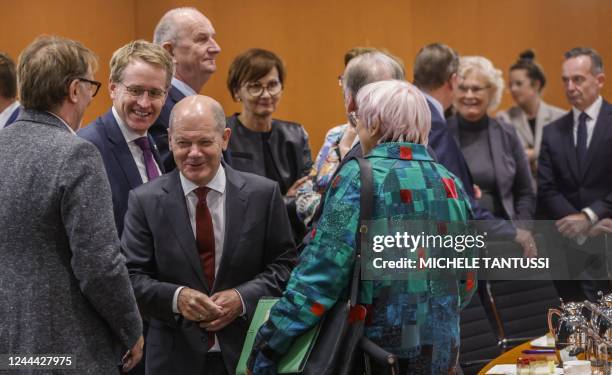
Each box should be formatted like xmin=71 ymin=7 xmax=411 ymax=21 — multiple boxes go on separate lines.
xmin=301 ymin=156 xmax=373 ymax=375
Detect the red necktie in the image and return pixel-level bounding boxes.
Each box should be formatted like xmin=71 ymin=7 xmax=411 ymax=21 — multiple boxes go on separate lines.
xmin=194 ymin=187 xmax=215 ymax=288
xmin=194 ymin=187 xmax=216 ymax=349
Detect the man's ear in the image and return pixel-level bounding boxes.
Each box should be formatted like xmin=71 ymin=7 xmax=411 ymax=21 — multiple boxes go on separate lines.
xmin=221 ymin=127 xmax=231 ymax=150
xmin=67 ymin=79 xmax=80 ymax=104
xmin=108 ymin=78 xmax=117 ymax=100
xmin=346 ymin=94 xmax=356 ymax=113
xmin=596 ymin=72 xmax=606 ymax=89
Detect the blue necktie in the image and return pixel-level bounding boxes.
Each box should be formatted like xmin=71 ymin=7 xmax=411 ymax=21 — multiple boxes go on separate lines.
xmin=576 ymin=112 xmax=589 ymax=174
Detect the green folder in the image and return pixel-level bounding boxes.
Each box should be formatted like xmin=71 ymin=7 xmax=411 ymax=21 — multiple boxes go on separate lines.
xmin=236 ymin=297 xmax=321 ymax=374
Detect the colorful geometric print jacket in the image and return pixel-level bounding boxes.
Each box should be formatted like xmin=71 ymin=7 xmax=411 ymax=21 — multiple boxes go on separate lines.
xmin=250 ymin=142 xmax=476 ymax=374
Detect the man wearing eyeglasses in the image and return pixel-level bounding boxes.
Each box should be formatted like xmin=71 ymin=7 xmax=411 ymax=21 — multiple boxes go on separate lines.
xmin=151 ymin=7 xmax=222 ymax=171
xmin=0 ymin=35 xmax=144 ymax=373
xmin=79 ymin=40 xmax=173 ymax=237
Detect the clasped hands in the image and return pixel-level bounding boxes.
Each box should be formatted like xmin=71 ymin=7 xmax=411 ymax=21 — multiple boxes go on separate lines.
xmin=177 ymin=287 xmax=243 ymax=332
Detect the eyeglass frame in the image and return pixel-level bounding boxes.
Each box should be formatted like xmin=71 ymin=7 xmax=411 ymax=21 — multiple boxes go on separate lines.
xmin=456 ymin=83 xmax=491 ymax=95
xmin=243 ymin=80 xmax=283 ymax=97
xmin=77 ymin=77 xmax=102 ymax=97
xmin=116 ymin=82 xmax=167 ymax=100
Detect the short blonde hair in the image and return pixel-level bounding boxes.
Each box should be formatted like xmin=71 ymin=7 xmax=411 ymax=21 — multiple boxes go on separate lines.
xmin=109 ymin=40 xmax=174 ymax=89
xmin=457 ymin=56 xmax=504 ymax=111
xmin=18 ymin=35 xmax=97 ymax=111
xmin=356 ymin=80 xmax=431 ymax=145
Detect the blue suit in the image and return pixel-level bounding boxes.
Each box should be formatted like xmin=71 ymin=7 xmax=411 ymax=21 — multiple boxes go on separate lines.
xmin=537 ymin=100 xmax=612 ymax=301
xmin=149 ymin=85 xmax=185 ymax=172
xmin=78 ymin=110 xmax=164 ymax=236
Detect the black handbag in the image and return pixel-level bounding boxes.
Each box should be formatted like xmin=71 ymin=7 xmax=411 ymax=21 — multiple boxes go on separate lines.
xmin=301 ymin=156 xmax=372 ymax=375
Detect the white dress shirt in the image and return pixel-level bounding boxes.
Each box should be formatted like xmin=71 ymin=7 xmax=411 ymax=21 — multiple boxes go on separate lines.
xmin=572 ymin=95 xmax=602 ymax=148
xmin=47 ymin=111 xmax=76 ymax=135
xmin=171 ymin=77 xmax=197 ymax=97
xmin=0 ymin=100 xmax=20 ymax=129
xmin=112 ymin=107 xmax=161 ymax=183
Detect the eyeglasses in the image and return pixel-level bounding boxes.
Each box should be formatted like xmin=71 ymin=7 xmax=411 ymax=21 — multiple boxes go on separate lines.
xmin=118 ymin=82 xmax=167 ymax=100
xmin=457 ymin=84 xmax=491 ymax=94
xmin=245 ymin=81 xmax=282 ymax=97
xmin=77 ymin=78 xmax=102 ymax=97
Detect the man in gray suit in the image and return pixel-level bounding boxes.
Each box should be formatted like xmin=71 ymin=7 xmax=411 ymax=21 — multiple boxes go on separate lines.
xmin=0 ymin=36 xmax=143 ymax=373
xmin=122 ymin=95 xmax=296 ymax=374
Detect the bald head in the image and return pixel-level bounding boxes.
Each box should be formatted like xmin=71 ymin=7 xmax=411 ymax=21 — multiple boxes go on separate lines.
xmin=154 ymin=8 xmax=207 ymax=45
xmin=170 ymin=95 xmax=226 ymax=134
xmin=153 ymin=7 xmax=221 ymax=92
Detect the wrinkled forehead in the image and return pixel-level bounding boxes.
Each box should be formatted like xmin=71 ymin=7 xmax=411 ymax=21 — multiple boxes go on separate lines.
xmin=179 ymin=13 xmax=215 ymax=38
xmin=562 ymin=55 xmax=594 ymax=76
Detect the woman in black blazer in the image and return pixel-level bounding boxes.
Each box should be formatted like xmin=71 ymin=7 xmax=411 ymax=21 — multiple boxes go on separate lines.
xmin=450 ymin=55 xmax=535 ymax=223
xmin=226 ymin=48 xmax=313 ymax=241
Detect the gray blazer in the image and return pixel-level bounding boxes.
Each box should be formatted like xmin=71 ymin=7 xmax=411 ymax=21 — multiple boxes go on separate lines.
xmin=496 ymin=101 xmax=566 ymax=158
xmin=0 ymin=110 xmax=143 ymax=373
xmin=448 ymin=116 xmax=536 ymax=221
xmin=122 ymin=166 xmax=296 ymax=374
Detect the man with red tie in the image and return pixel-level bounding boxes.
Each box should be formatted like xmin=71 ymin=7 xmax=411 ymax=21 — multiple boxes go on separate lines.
xmin=79 ymin=40 xmax=173 ymax=236
xmin=121 ymin=95 xmax=296 ymax=374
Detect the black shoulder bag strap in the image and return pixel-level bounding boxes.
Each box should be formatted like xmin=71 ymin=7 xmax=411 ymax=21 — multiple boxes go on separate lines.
xmin=349 ymin=156 xmax=373 ymax=306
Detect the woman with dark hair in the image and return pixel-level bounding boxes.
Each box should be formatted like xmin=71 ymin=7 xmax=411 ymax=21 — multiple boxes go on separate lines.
xmin=226 ymin=48 xmax=312 ymax=240
xmin=497 ymin=50 xmax=565 ymax=172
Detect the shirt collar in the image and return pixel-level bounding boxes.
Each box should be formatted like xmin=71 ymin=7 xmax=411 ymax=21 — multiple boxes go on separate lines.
xmin=0 ymin=100 xmax=19 ymax=128
xmin=572 ymin=95 xmax=603 ymax=123
xmin=46 ymin=111 xmax=76 ymax=135
xmin=112 ymin=106 xmax=147 ymax=142
xmin=179 ymin=164 xmax=226 ymax=197
xmin=421 ymin=91 xmax=445 ymax=119
xmin=171 ymin=77 xmax=197 ymax=97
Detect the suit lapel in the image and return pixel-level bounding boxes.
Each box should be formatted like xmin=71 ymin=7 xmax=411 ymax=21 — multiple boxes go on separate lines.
xmin=103 ymin=111 xmax=144 ymax=188
xmin=169 ymin=85 xmax=186 ymax=106
xmin=214 ymin=165 xmax=248 ymax=291
xmin=516 ymin=109 xmax=534 ymax=147
xmin=162 ymin=170 xmax=208 ymax=290
xmin=559 ymin=113 xmax=581 ymax=182
xmin=488 ymin=119 xmax=511 ymax=216
xmin=582 ymin=100 xmax=612 ymax=179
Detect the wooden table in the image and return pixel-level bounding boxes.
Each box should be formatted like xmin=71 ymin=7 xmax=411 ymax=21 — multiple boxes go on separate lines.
xmin=478 ymin=341 xmax=550 ymax=374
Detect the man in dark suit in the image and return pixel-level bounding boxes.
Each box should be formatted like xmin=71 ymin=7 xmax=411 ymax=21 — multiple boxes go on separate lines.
xmin=122 ymin=95 xmax=296 ymax=374
xmin=151 ymin=7 xmax=222 ymax=171
xmin=538 ymin=47 xmax=611 ymax=301
xmin=79 ymin=40 xmax=173 ymax=237
xmin=0 ymin=35 xmax=143 ymax=373
xmin=0 ymin=52 xmax=20 ymax=129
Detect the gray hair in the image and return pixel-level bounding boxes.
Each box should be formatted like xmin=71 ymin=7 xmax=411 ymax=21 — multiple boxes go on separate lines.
xmin=153 ymin=7 xmax=203 ymax=45
xmin=356 ymin=80 xmax=431 ymax=145
xmin=342 ymin=52 xmax=405 ymax=99
xmin=457 ymin=56 xmax=504 ymax=111
xmin=564 ymin=47 xmax=604 ymax=75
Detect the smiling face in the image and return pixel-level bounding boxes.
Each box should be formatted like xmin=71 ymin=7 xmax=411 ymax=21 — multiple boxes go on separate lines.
xmin=454 ymin=70 xmax=493 ymax=121
xmin=509 ymin=68 xmax=540 ymax=108
xmin=234 ymin=67 xmax=283 ymax=117
xmin=169 ymin=102 xmax=230 ymax=186
xmin=562 ymin=55 xmax=605 ymax=111
xmin=109 ymin=59 xmax=168 ymax=135
xmin=172 ymin=13 xmax=221 ymax=88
